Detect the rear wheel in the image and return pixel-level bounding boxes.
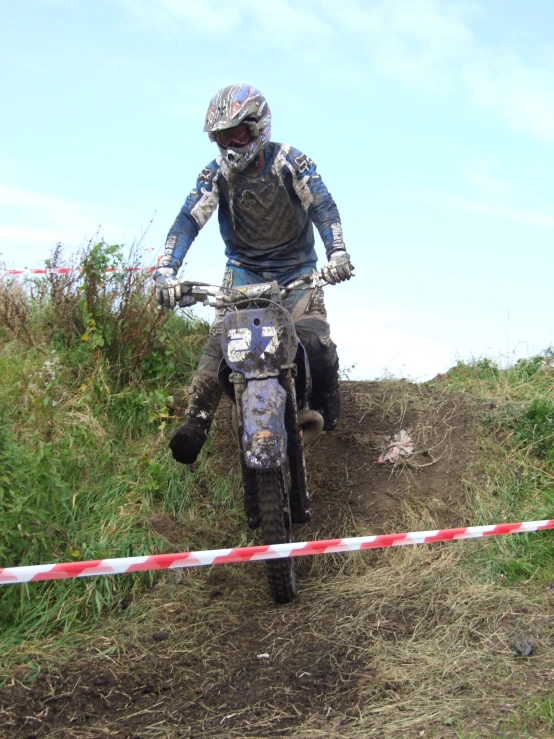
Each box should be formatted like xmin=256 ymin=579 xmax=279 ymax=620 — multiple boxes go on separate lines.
xmin=257 ymin=466 xmax=297 ymax=604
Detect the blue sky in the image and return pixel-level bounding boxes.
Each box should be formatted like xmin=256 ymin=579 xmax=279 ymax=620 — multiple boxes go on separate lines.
xmin=1 ymin=0 xmax=553 ymax=379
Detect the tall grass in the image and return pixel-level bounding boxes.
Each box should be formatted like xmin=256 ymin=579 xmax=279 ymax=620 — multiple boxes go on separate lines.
xmin=0 ymin=241 xmax=235 ymax=649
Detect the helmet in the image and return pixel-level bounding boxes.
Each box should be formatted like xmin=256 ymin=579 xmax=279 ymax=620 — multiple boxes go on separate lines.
xmin=203 ymin=84 xmax=271 ymax=172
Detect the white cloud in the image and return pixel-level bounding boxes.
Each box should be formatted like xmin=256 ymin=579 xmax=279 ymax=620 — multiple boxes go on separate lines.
xmin=41 ymin=0 xmax=80 ymax=7
xmin=420 ymin=188 xmax=554 ymax=227
xmin=0 ymin=184 xmax=104 ymax=234
xmin=0 ymin=184 xmax=76 ymax=209
xmin=326 ymin=0 xmax=554 ymax=139
xmin=0 ymin=183 xmax=132 ymax=266
xmin=150 ymin=0 xmax=240 ymax=33
xmin=463 ymin=159 xmax=517 ymax=199
xmin=114 ymin=0 xmax=554 ymax=143
xmin=313 ymin=0 xmax=554 ymax=142
xmin=0 ymin=225 xmax=63 ymax=242
xmin=313 ymin=0 xmax=476 ymax=92
xmin=115 ymin=0 xmax=330 ymax=40
xmin=239 ymin=0 xmax=333 ymax=40
xmin=464 ymin=54 xmax=554 ymax=142
xmin=115 ymin=0 xmax=333 ymax=46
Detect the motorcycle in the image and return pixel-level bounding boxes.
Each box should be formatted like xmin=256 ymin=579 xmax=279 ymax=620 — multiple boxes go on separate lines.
xmin=177 ymin=271 xmax=333 ymax=604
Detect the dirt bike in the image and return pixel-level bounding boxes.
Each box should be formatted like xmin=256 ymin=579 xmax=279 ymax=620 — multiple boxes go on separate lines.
xmin=178 ymin=271 xmax=332 ymax=604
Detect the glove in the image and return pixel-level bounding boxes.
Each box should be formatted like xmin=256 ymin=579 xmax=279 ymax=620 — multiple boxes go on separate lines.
xmin=154 ymin=267 xmax=182 ymax=309
xmin=322 ymin=250 xmax=354 ymax=285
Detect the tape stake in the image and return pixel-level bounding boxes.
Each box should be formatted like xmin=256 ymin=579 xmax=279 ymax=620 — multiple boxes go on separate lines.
xmin=1 ymin=520 xmax=554 ymax=586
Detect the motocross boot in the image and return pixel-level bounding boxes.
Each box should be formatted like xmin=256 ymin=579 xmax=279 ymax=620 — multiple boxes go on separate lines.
xmin=310 ymin=382 xmax=341 ymax=431
xmin=296 ymin=322 xmax=341 ymax=432
xmin=309 ymin=344 xmax=341 ymax=431
xmin=169 ymin=372 xmax=222 ymax=465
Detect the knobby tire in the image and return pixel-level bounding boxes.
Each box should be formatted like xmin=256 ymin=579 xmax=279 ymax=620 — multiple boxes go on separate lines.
xmin=257 ymin=467 xmax=297 ymax=604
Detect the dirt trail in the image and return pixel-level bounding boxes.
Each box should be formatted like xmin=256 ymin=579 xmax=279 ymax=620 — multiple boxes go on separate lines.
xmin=1 ymin=381 xmax=491 ymax=738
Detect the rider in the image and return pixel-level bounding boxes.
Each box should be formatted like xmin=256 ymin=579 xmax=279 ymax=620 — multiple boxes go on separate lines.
xmin=154 ymin=84 xmax=354 ymax=466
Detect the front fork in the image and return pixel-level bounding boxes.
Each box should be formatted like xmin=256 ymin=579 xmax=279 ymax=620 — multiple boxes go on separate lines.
xmin=231 ymin=368 xmax=310 ymax=526
xmin=280 ymin=368 xmax=311 ymax=524
xmin=230 ymin=373 xmax=258 ymax=524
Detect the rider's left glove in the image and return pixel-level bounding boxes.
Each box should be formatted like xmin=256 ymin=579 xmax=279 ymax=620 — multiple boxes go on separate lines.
xmin=322 ymin=249 xmax=354 ymax=285
xmin=154 ymin=266 xmax=182 ymax=309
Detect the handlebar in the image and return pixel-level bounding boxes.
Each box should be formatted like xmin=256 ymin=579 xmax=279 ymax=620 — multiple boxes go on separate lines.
xmin=177 ymin=270 xmax=331 ymax=309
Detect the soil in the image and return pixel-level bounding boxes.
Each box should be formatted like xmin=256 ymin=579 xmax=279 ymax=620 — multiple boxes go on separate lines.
xmin=0 ymin=381 xmax=489 ymax=738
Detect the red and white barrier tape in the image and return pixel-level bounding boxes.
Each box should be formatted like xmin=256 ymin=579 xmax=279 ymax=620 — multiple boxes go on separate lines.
xmin=0 ymin=266 xmax=156 ymax=276
xmin=1 ymin=520 xmax=553 ymax=585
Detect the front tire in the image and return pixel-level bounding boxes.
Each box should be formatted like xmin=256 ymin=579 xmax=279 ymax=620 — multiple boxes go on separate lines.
xmin=257 ymin=467 xmax=297 ymax=604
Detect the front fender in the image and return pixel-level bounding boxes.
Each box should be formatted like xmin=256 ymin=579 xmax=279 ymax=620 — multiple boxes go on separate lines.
xmin=241 ymin=378 xmax=287 ymax=469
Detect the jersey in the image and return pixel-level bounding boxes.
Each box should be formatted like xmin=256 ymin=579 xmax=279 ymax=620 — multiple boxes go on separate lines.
xmin=159 ymin=142 xmax=345 ymax=277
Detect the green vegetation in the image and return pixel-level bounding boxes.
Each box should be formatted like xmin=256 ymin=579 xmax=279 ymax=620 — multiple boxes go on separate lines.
xmin=3 ymin=247 xmax=554 ymax=736
xmin=434 ymin=352 xmax=554 ymax=586
xmin=0 ymin=242 xmax=243 ymax=649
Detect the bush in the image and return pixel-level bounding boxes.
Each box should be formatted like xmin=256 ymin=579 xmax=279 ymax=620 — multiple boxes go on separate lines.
xmin=0 ymin=241 xmax=177 ymax=388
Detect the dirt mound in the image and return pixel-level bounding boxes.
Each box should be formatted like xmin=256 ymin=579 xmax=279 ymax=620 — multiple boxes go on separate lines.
xmin=1 ymin=381 xmax=488 ymax=738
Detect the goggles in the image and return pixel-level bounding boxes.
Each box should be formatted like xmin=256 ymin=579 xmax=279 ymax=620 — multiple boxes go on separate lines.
xmin=213 ymin=122 xmax=257 ymax=149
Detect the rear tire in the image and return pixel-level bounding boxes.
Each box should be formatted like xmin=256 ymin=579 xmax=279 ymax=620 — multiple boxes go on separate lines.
xmin=257 ymin=467 xmax=297 ymax=604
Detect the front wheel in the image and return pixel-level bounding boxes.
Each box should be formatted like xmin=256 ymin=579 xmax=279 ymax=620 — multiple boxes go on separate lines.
xmin=257 ymin=467 xmax=297 ymax=604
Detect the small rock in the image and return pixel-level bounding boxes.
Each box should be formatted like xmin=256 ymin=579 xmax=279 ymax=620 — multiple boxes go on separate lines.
xmin=512 ymin=640 xmax=534 ymax=658
xmin=152 ymin=631 xmax=169 ymax=642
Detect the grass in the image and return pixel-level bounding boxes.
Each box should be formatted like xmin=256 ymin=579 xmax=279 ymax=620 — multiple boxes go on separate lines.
xmin=0 ymin=242 xmax=246 ymax=656
xmin=430 ymin=353 xmax=554 ymax=590
xmin=3 ymin=247 xmax=554 ymax=736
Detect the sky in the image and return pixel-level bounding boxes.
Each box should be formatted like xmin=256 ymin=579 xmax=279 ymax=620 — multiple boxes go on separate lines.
xmin=1 ymin=0 xmax=553 ymax=380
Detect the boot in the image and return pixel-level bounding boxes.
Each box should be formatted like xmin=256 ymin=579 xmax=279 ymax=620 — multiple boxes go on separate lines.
xmin=300 ymin=329 xmax=341 ymax=432
xmin=169 ymin=372 xmax=222 ymax=465
xmin=310 ymin=383 xmax=341 ymax=431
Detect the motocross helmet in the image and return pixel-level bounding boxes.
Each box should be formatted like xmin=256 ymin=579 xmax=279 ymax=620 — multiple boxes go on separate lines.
xmin=204 ymin=84 xmax=271 ymax=172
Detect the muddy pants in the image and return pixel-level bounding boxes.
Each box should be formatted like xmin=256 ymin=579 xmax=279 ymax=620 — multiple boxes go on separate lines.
xmin=196 ymin=266 xmax=340 ymax=397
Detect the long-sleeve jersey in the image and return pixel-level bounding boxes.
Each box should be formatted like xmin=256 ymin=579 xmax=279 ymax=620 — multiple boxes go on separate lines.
xmin=160 ymin=142 xmax=345 ymax=276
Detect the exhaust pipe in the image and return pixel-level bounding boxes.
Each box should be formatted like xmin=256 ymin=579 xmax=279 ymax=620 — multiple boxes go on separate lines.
xmin=298 ymin=409 xmax=324 ymax=446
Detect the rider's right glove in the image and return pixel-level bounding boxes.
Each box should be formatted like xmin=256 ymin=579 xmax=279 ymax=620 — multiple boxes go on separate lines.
xmin=321 ymin=249 xmax=354 ymax=285
xmin=154 ymin=267 xmax=182 ymax=309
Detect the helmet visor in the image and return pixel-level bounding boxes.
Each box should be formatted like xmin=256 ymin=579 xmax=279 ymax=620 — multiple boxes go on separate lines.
xmin=213 ymin=123 xmax=254 ymax=149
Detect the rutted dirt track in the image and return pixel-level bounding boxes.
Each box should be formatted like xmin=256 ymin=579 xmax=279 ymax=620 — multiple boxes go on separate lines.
xmin=3 ymin=381 xmax=546 ymax=738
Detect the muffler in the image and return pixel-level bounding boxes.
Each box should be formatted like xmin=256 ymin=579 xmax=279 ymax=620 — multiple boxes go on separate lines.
xmin=298 ymin=409 xmax=324 ymax=446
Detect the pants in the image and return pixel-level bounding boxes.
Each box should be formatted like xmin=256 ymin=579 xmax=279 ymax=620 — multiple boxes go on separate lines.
xmin=196 ymin=265 xmax=339 ymax=397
